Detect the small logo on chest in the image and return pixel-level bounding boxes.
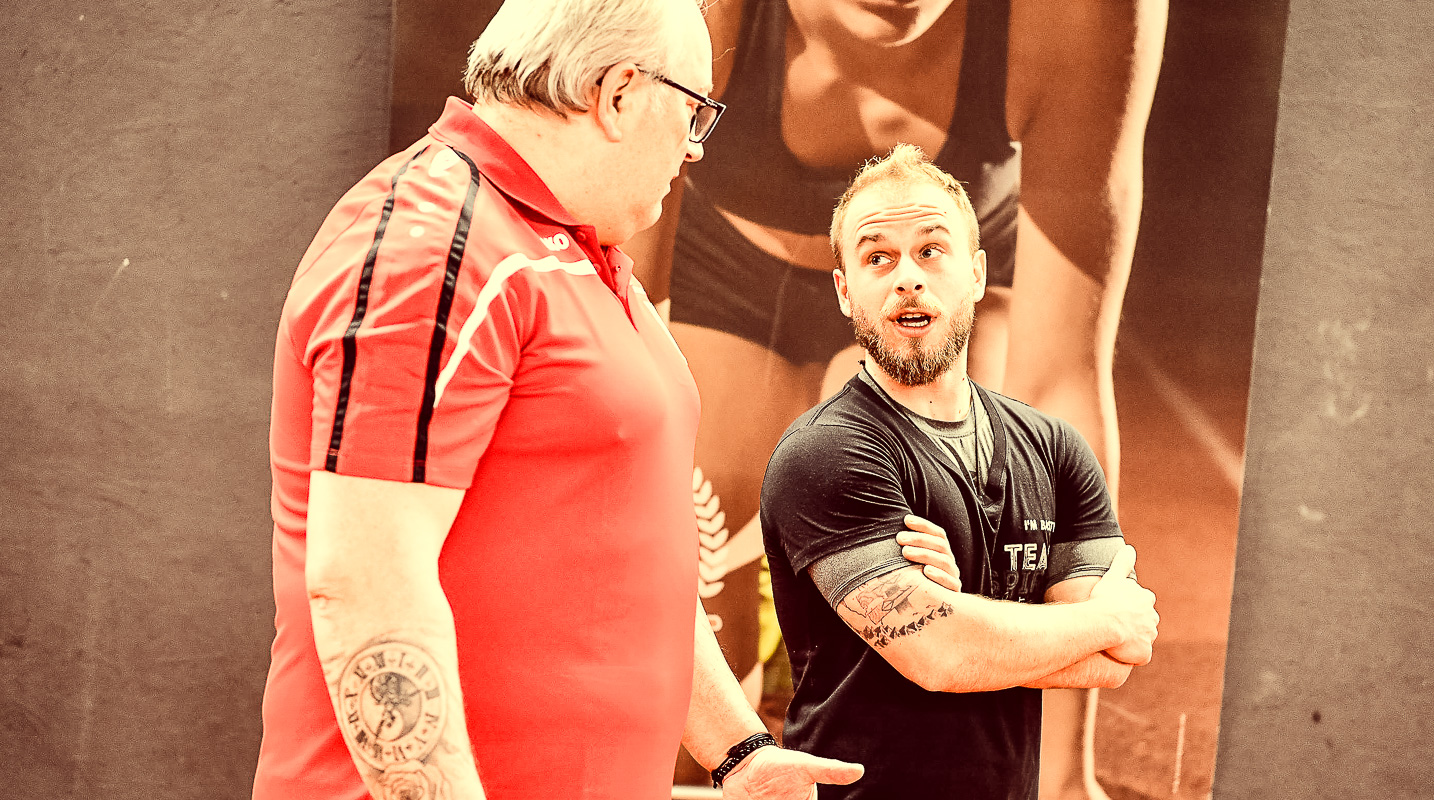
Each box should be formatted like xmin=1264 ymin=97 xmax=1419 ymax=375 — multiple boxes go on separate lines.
xmin=539 ymin=232 xmax=571 ymax=251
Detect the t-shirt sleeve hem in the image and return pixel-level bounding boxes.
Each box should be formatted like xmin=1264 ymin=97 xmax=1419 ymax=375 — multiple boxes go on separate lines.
xmin=316 ymin=450 xmax=474 ymax=490
xmin=1044 ymin=532 xmax=1126 ymax=590
xmin=788 ymin=524 xmax=904 ymax=575
xmin=1044 ymin=565 xmax=1110 ymax=586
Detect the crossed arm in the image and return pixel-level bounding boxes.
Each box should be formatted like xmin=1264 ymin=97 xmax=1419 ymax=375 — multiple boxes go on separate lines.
xmin=1022 ymin=575 xmax=1136 ymax=690
xmin=826 ymin=517 xmax=1157 ymax=694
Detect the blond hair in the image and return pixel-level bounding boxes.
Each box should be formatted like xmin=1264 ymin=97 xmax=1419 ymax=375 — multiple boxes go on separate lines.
xmin=829 ymin=143 xmax=981 ymax=270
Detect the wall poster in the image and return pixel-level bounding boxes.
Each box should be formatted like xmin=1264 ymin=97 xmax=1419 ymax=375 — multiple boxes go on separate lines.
xmin=391 ymin=2 xmax=1287 ymax=797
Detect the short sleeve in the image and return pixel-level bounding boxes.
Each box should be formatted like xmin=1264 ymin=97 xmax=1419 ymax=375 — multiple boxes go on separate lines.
xmin=1051 ymin=419 xmax=1122 ymax=546
xmin=301 ymin=152 xmax=531 ymax=489
xmin=760 ymin=423 xmax=912 ymax=574
xmin=1046 ymin=536 xmax=1125 ymax=588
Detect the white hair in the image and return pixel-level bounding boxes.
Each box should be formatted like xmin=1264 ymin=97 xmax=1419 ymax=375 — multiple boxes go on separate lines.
xmin=464 ymin=0 xmax=698 ymax=115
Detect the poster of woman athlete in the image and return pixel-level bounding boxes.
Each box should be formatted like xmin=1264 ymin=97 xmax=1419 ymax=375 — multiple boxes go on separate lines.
xmin=389 ymin=1 xmax=1288 ymax=797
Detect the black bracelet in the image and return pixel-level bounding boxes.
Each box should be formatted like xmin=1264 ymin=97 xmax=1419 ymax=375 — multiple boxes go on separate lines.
xmin=711 ymin=732 xmax=779 ymax=788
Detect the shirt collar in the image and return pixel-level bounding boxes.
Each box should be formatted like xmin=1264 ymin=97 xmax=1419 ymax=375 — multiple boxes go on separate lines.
xmin=427 ymin=97 xmax=634 ymax=296
xmin=427 ymin=96 xmax=578 ymax=227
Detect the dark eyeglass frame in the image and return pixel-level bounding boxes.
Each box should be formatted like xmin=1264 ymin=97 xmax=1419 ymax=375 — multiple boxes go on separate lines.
xmin=638 ymin=68 xmax=726 ymax=144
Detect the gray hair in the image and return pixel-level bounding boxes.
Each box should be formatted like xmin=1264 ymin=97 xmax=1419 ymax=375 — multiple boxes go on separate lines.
xmin=464 ymin=0 xmax=696 ymax=115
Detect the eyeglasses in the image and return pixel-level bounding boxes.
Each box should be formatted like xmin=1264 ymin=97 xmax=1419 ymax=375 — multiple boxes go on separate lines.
xmin=638 ymin=68 xmax=726 ymax=144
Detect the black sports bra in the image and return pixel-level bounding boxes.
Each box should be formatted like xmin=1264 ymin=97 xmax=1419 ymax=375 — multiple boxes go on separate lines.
xmin=685 ymin=0 xmax=1020 ymax=280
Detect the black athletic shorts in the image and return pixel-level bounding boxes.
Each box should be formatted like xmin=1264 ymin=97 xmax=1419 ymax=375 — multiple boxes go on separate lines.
xmin=669 ymin=180 xmax=856 ymax=366
xmin=668 ymin=179 xmax=1015 ymax=367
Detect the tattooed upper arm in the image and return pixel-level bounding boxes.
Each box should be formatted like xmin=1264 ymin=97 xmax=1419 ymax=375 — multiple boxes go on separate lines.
xmin=833 ymin=565 xmax=955 ymax=650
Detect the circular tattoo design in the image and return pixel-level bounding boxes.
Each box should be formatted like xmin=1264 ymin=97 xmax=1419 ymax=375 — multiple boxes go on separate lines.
xmin=338 ymin=643 xmax=446 ymax=769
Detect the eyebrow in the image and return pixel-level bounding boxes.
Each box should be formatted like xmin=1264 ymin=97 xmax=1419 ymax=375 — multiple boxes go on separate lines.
xmin=854 ymin=223 xmax=952 ymax=250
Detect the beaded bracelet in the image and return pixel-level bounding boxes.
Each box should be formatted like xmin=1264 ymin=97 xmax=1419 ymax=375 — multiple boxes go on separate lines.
xmin=711 ymin=732 xmax=779 ymax=788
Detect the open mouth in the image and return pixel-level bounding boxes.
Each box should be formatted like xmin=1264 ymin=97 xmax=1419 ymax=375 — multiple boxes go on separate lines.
xmin=892 ymin=312 xmax=933 ymax=330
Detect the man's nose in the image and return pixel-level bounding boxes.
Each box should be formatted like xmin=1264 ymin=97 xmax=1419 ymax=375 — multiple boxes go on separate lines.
xmin=893 ymin=257 xmax=924 ymax=294
xmin=684 ymin=139 xmax=704 ymax=163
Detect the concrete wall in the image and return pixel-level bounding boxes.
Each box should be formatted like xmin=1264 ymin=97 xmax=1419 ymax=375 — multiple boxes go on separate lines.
xmin=0 ymin=2 xmax=390 ymax=797
xmin=1215 ymin=0 xmax=1434 ymax=796
xmin=4 ymin=0 xmax=1434 ymax=798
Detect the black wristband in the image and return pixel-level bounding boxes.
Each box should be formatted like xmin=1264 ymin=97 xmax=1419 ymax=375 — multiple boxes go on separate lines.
xmin=711 ymin=732 xmax=779 ymax=788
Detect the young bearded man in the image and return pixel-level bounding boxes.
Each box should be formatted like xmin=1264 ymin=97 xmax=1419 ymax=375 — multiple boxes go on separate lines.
xmin=759 ymin=144 xmax=1160 ymax=800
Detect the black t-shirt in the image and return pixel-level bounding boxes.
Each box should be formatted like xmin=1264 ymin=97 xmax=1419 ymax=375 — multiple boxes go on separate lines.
xmin=759 ymin=376 xmax=1122 ymax=800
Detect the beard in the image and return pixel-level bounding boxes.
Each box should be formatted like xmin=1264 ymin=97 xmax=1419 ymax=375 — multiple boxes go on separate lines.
xmin=851 ymin=297 xmax=974 ymax=387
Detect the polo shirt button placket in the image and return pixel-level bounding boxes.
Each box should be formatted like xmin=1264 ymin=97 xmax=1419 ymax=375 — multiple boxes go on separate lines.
xmin=572 ymin=229 xmax=601 ymax=273
xmin=573 ymin=227 xmax=619 ymax=295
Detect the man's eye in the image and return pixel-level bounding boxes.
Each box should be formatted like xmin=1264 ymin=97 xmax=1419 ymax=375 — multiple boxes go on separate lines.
xmin=919 ymin=245 xmax=943 ymax=259
xmin=867 ymin=253 xmax=890 ymax=266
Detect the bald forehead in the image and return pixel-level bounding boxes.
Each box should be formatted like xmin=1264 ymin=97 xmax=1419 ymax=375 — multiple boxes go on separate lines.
xmin=841 ymin=181 xmax=969 ymax=249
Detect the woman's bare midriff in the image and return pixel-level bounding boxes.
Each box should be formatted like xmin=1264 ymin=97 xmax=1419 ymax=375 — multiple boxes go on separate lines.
xmin=718 ymin=208 xmax=838 ymax=271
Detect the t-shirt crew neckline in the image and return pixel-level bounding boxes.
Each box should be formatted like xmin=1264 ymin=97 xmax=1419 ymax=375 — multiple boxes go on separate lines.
xmin=854 ymin=363 xmax=1005 ymax=506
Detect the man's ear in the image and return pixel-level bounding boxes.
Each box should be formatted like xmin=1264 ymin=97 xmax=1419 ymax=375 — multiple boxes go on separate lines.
xmin=833 ymin=268 xmax=853 ymax=318
xmin=593 ymin=61 xmax=641 ymax=143
xmin=971 ymin=249 xmax=988 ymax=303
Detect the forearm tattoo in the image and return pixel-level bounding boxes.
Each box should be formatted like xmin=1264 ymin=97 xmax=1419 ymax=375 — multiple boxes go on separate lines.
xmin=840 ymin=568 xmax=954 ymax=649
xmin=335 ymin=640 xmax=453 ymax=800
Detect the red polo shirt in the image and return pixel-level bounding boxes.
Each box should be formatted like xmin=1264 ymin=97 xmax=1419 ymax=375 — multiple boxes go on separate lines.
xmin=254 ymin=98 xmax=701 ymax=800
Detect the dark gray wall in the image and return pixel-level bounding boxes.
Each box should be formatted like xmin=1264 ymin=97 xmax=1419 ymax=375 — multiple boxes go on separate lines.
xmin=1216 ymin=0 xmax=1434 ymax=797
xmin=5 ymin=0 xmax=1434 ymax=798
xmin=0 ymin=2 xmax=390 ymax=797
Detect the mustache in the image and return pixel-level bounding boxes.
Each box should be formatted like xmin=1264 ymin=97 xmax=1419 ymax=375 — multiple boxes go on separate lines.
xmin=885 ymin=297 xmax=939 ymax=316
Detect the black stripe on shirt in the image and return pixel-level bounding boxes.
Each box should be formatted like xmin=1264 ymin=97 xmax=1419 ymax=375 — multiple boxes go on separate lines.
xmin=325 ymin=146 xmax=429 ymax=472
xmin=412 ymin=148 xmax=483 ymax=483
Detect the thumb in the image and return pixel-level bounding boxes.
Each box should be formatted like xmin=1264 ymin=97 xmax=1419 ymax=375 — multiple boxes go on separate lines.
xmin=799 ymin=753 xmax=865 ymax=785
xmin=1100 ymin=544 xmax=1136 ymax=583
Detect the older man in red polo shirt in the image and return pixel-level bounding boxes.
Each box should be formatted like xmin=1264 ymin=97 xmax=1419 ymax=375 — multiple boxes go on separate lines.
xmin=251 ymin=1 xmax=864 ymax=799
